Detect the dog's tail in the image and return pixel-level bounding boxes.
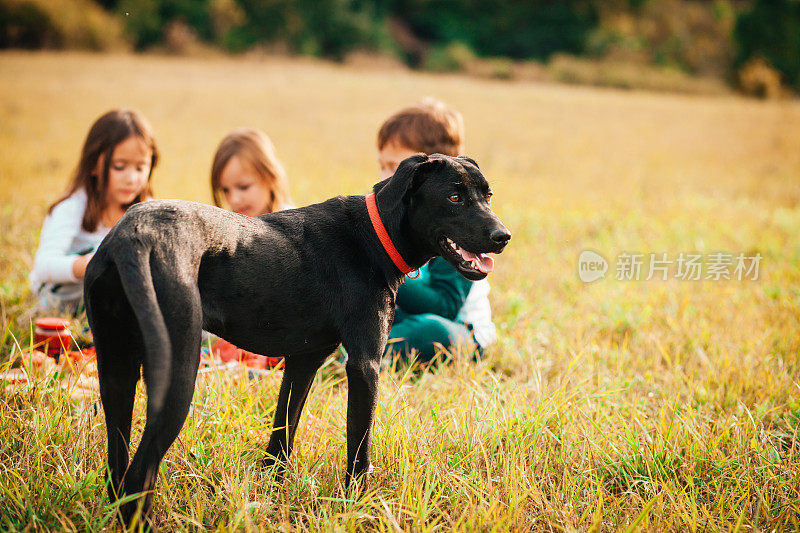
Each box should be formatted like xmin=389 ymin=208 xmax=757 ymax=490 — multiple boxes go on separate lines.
xmin=115 ymin=248 xmax=172 ymax=414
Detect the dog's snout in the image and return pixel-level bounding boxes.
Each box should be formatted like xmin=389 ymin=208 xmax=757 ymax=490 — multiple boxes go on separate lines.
xmin=490 ymin=227 xmax=511 ymax=245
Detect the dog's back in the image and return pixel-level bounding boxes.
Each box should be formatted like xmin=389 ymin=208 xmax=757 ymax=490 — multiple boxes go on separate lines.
xmin=87 ymin=197 xmax=392 ymax=360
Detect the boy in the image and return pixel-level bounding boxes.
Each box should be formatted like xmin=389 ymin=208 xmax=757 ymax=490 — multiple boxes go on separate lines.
xmin=377 ymin=98 xmax=497 ymax=363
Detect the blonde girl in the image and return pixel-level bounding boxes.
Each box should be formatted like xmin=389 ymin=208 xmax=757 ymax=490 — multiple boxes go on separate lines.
xmin=207 ymin=128 xmax=293 ymax=368
xmin=31 ymin=109 xmax=159 ymax=312
xmin=210 ymin=128 xmax=293 ymax=217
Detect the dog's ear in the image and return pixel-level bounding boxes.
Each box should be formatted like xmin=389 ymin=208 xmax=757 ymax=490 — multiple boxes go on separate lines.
xmin=457 ymin=155 xmax=479 ymax=169
xmin=406 ymin=156 xmax=449 ymax=201
xmin=373 ymin=153 xmax=430 ymax=211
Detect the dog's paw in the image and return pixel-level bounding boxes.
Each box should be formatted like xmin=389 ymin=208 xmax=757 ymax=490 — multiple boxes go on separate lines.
xmin=344 ymin=464 xmax=373 ymax=495
xmin=119 ymin=501 xmax=157 ymax=532
xmin=261 ymin=453 xmax=288 ymax=480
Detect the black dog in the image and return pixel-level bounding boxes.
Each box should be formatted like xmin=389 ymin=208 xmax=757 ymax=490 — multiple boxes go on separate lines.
xmin=84 ymin=153 xmax=510 ymax=525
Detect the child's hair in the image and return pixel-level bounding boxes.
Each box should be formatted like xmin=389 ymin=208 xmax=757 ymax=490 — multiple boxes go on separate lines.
xmin=377 ymin=98 xmax=464 ymax=156
xmin=210 ymin=128 xmax=293 ymax=212
xmin=49 ymin=109 xmax=159 ymax=232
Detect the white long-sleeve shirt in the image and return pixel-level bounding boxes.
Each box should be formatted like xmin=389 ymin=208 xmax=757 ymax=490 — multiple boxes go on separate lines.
xmin=30 ymin=189 xmax=110 ymax=289
xmin=456 ymin=279 xmax=497 ymax=348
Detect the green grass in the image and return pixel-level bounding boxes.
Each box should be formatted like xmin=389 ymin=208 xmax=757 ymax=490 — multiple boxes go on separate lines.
xmin=1 ymin=51 xmax=799 ymax=530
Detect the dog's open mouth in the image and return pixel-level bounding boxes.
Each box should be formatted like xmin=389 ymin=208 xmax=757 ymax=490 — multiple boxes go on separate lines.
xmin=440 ymin=237 xmax=495 ymax=279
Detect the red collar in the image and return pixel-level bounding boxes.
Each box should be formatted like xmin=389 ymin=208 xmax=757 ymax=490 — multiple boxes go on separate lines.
xmin=365 ymin=193 xmax=414 ymax=275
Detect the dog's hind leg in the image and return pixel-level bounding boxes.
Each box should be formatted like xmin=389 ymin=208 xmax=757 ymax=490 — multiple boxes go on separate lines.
xmin=98 ymin=350 xmax=140 ymax=503
xmin=119 ymin=282 xmax=203 ymax=527
xmin=86 ymin=263 xmax=143 ymax=505
xmin=264 ymin=345 xmax=337 ymax=475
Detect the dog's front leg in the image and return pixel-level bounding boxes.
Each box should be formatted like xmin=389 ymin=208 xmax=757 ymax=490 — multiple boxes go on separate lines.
xmin=264 ymin=347 xmax=334 ymax=476
xmin=343 ymin=355 xmax=381 ymax=488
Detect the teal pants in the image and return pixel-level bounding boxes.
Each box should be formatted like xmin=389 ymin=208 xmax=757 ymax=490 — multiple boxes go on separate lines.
xmin=386 ymin=309 xmax=474 ymax=363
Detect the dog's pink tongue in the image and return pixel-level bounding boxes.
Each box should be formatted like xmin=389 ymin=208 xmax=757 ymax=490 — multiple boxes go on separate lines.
xmin=459 ymin=250 xmax=495 ymax=273
xmin=475 ymin=253 xmax=495 ymax=273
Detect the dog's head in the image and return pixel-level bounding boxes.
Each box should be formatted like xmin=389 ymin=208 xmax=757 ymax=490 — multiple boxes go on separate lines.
xmin=374 ymin=153 xmax=510 ymax=281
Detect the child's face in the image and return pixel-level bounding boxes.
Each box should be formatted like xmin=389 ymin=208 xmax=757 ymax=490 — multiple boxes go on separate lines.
xmin=378 ymin=142 xmax=419 ymax=180
xmin=103 ymin=135 xmax=152 ymax=209
xmin=218 ymin=155 xmax=272 ymax=217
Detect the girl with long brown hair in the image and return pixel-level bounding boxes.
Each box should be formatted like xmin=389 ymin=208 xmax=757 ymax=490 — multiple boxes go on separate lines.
xmin=30 ymin=109 xmax=159 ymax=312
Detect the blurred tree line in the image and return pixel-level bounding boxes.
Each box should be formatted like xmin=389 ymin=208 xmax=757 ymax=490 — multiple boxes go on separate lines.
xmin=1 ymin=0 xmax=799 ymax=93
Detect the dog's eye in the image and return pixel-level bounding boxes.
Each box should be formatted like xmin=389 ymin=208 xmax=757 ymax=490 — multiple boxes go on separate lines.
xmin=486 ymin=192 xmax=493 ymax=204
xmin=448 ymin=194 xmax=462 ymax=203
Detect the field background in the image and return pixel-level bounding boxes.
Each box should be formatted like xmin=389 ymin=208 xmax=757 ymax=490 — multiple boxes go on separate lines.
xmin=1 ymin=51 xmax=800 ymax=530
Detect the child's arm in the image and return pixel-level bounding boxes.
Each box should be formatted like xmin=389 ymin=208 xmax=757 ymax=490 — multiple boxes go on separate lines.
xmin=31 ymin=195 xmax=88 ymax=285
xmin=396 ymin=258 xmax=472 ymax=320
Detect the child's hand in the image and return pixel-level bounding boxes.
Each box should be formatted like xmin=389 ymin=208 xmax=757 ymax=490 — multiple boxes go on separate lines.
xmin=72 ymin=253 xmax=94 ymax=279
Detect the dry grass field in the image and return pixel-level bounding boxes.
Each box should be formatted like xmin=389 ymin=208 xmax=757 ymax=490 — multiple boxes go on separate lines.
xmin=1 ymin=51 xmax=800 ymax=531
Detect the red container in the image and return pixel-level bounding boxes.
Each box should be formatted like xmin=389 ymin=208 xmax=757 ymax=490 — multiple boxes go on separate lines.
xmin=34 ymin=317 xmax=73 ymax=359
